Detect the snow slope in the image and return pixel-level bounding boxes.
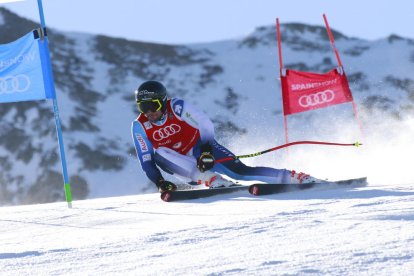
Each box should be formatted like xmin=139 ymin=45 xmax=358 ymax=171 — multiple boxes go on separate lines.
xmin=1 ymin=182 xmax=414 ymax=275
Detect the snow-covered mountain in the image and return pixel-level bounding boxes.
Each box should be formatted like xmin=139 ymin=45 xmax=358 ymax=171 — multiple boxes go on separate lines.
xmin=1 ymin=8 xmax=414 ymax=206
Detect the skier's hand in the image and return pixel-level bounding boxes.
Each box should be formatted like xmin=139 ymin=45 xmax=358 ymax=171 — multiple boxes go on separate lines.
xmin=197 ymin=152 xmax=215 ymax=172
xmin=158 ymin=180 xmax=177 ymax=192
xmin=197 ymin=142 xmax=215 ymax=172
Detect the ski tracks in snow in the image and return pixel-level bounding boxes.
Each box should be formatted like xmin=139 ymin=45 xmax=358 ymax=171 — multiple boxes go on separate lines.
xmin=1 ymin=183 xmax=414 ymax=275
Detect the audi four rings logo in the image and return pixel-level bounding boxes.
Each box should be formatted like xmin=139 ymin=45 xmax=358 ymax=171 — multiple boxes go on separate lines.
xmin=153 ymin=124 xmax=181 ymax=141
xmin=298 ymin=90 xmax=335 ymax=107
xmin=0 ymin=74 xmax=31 ymax=94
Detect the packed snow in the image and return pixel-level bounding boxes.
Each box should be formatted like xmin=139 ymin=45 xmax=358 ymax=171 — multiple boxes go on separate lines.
xmin=1 ymin=180 xmax=414 ymax=275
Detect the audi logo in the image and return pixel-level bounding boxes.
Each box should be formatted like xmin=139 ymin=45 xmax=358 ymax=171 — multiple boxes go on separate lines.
xmin=0 ymin=74 xmax=31 ymax=94
xmin=298 ymin=90 xmax=335 ymax=107
xmin=153 ymin=124 xmax=181 ymax=141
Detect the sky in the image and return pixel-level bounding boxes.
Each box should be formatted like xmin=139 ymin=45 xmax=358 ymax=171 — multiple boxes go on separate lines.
xmin=1 ymin=0 xmax=414 ymax=44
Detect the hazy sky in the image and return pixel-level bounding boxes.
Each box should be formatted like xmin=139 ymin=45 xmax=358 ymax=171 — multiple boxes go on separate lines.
xmin=1 ymin=0 xmax=414 ymax=44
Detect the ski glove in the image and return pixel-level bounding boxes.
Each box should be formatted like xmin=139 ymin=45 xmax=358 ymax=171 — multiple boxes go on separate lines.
xmin=197 ymin=143 xmax=215 ymax=173
xmin=158 ymin=180 xmax=177 ymax=193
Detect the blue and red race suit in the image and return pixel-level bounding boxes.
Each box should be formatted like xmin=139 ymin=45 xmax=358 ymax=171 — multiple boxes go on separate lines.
xmin=131 ymin=98 xmax=290 ymax=187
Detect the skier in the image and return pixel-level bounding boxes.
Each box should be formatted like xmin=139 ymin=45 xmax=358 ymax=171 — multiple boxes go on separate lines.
xmin=131 ymin=80 xmax=322 ymax=192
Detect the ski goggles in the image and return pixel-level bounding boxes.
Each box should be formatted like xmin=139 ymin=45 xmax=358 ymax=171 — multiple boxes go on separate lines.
xmin=136 ymin=99 xmax=162 ymax=113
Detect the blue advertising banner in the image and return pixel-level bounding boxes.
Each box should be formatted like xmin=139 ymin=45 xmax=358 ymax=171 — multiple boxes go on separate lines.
xmin=0 ymin=31 xmax=55 ymax=103
xmin=0 ymin=0 xmax=72 ymax=208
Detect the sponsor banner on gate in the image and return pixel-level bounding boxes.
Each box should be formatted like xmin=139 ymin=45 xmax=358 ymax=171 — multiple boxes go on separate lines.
xmin=280 ymin=68 xmax=353 ymax=115
xmin=0 ymin=31 xmax=51 ymax=103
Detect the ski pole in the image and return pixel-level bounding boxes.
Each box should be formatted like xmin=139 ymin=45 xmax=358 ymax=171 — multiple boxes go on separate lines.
xmin=215 ymin=141 xmax=362 ymax=164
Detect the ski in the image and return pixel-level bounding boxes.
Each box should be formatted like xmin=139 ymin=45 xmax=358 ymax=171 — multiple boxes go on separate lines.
xmin=161 ymin=185 xmax=249 ymax=202
xmin=160 ymin=177 xmax=367 ymax=201
xmin=248 ymin=177 xmax=367 ymax=196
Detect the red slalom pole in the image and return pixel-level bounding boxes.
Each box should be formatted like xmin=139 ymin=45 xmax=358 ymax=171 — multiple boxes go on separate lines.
xmin=323 ymin=13 xmax=365 ymax=139
xmin=276 ymin=18 xmax=284 ymax=73
xmin=276 ymin=18 xmax=289 ymax=146
xmin=215 ymin=141 xmax=362 ymax=164
xmin=323 ymin=13 xmax=343 ymax=68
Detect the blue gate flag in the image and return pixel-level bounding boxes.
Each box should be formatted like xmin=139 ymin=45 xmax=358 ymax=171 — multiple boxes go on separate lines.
xmin=0 ymin=31 xmax=55 ymax=103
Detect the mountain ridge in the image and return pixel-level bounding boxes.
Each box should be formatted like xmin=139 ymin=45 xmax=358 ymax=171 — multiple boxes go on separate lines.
xmin=1 ymin=8 xmax=413 ymax=206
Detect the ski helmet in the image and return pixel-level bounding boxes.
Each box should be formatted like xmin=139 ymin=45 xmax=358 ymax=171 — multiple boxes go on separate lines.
xmin=135 ymin=80 xmax=168 ymax=114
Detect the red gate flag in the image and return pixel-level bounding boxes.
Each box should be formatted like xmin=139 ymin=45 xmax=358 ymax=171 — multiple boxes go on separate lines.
xmin=280 ymin=67 xmax=354 ymax=115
